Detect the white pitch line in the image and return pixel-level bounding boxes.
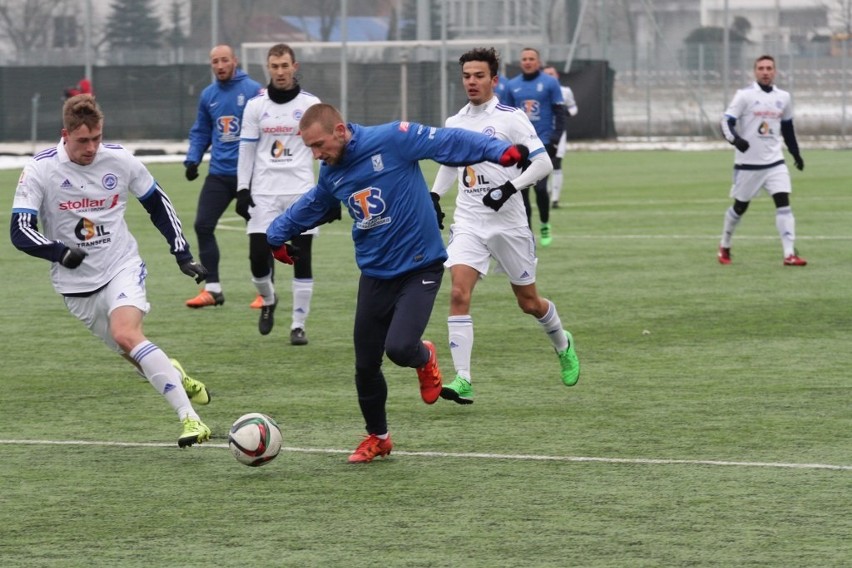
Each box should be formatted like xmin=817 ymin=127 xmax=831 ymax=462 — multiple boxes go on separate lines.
xmin=565 ymin=234 xmax=852 ymax=240
xmin=1 ymin=439 xmax=849 ymax=471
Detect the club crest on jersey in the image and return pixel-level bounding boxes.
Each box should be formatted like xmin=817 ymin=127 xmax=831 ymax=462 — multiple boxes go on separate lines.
xmin=371 ymin=154 xmax=384 ymax=172
xmin=482 ymin=126 xmax=496 ymax=137
xmin=349 ymin=187 xmax=390 ymax=230
xmin=293 ymin=109 xmax=303 ymax=121
xmin=237 ymin=94 xmax=246 ymax=107
xmin=102 ymin=173 xmax=118 ymax=190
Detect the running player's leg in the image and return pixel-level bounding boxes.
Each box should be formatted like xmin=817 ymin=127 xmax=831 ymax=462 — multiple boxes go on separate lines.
xmin=534 ymin=177 xmax=552 ymax=245
xmin=353 ymin=274 xmax=394 ymax=437
xmin=290 ymin=233 xmax=314 ymax=344
xmin=550 ymin=155 xmax=564 ymax=207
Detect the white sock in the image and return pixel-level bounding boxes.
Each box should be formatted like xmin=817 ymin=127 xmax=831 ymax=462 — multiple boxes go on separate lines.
xmin=292 ymin=278 xmax=313 ymax=329
xmin=252 ymin=274 xmax=276 ymax=305
xmin=537 ymin=300 xmax=568 ymax=352
xmin=775 ymin=206 xmax=796 ymax=257
xmin=129 ymin=341 xmax=197 ymax=421
xmin=205 ymin=282 xmax=222 ymax=294
xmin=550 ymin=170 xmax=564 ymax=202
xmin=721 ymin=207 xmax=742 ymax=248
xmin=448 ymin=315 xmax=473 ymax=382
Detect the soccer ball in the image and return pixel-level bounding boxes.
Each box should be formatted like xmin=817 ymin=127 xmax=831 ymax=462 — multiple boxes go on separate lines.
xmin=228 ymin=413 xmax=283 ymax=467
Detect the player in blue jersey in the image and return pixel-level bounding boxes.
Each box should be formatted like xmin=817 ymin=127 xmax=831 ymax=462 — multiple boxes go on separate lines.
xmin=504 ymin=47 xmax=565 ymax=246
xmin=11 ymin=95 xmax=212 ymax=448
xmin=266 ymin=103 xmax=529 ymax=463
xmin=184 ymin=45 xmax=262 ymax=308
xmin=494 ymin=74 xmax=510 ymax=103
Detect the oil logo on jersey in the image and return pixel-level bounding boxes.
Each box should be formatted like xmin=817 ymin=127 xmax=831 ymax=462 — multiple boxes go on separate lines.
xmin=74 ymin=217 xmax=112 ymax=247
xmin=269 ymin=139 xmax=294 ymax=160
xmin=460 ymin=166 xmax=493 ymax=194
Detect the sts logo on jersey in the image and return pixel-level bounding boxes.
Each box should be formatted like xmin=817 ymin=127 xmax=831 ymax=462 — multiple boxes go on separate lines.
xmin=349 ymin=187 xmax=391 ymax=230
xmin=523 ymin=100 xmax=541 ymax=122
xmin=217 ymin=115 xmax=240 ymax=142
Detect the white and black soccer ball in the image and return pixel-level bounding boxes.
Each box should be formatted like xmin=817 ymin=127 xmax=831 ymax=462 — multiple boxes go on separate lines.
xmin=228 ymin=413 xmax=283 ymax=467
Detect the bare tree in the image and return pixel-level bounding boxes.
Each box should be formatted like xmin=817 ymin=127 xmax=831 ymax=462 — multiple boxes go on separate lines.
xmin=0 ymin=0 xmax=66 ymax=55
xmin=828 ymin=0 xmax=852 ymax=34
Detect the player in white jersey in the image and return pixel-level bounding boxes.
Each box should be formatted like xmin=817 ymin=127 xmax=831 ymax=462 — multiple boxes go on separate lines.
xmin=718 ymin=54 xmax=806 ymax=266
xmin=10 ymin=95 xmax=213 ymax=447
xmin=542 ymin=66 xmax=579 ymax=209
xmin=237 ymin=44 xmax=326 ymax=344
xmin=429 ymin=47 xmax=580 ymax=404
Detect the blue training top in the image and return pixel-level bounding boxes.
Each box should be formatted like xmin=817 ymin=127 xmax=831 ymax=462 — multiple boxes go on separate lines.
xmin=504 ymin=71 xmax=565 ymax=145
xmin=184 ymin=69 xmax=262 ymax=176
xmin=267 ymin=121 xmax=512 ymax=279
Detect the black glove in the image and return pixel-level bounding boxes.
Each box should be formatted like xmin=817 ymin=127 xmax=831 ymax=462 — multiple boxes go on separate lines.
xmin=482 ymin=181 xmax=517 ymax=212
xmin=179 ymin=259 xmax=208 ymax=283
xmin=185 ymin=163 xmax=199 ymax=181
xmin=317 ymin=204 xmax=343 ymax=226
xmin=792 ymin=153 xmax=804 ymax=171
xmin=498 ymin=145 xmax=530 ymax=167
xmin=732 ymin=137 xmax=750 ymax=153
xmin=235 ymin=189 xmax=254 ymax=221
xmin=430 ymin=192 xmax=445 ymax=230
xmin=545 ymin=142 xmax=558 ymax=159
xmin=271 ymin=243 xmax=300 ymax=265
xmin=60 ymin=247 xmax=87 ymax=269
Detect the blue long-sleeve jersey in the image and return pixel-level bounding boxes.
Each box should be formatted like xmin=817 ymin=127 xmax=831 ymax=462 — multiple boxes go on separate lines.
xmin=184 ymin=69 xmax=262 ymax=176
xmin=505 ymin=71 xmax=565 ymax=145
xmin=267 ymin=121 xmax=512 ymax=279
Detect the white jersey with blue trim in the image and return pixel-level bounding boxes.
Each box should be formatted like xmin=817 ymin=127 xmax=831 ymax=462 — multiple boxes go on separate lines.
xmin=444 ymin=97 xmax=544 ymax=230
xmin=12 ymin=140 xmax=154 ymax=294
xmin=723 ymin=82 xmax=793 ymax=167
xmin=556 ymin=85 xmax=578 ymax=157
xmin=238 ymin=89 xmax=321 ymax=195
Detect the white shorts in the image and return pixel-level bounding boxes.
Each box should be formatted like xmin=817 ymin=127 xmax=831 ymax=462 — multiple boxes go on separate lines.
xmin=445 ymin=224 xmax=537 ymax=286
xmin=246 ymin=193 xmax=319 ymax=236
xmin=730 ymin=164 xmax=791 ymax=202
xmin=64 ymin=261 xmax=150 ymax=354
